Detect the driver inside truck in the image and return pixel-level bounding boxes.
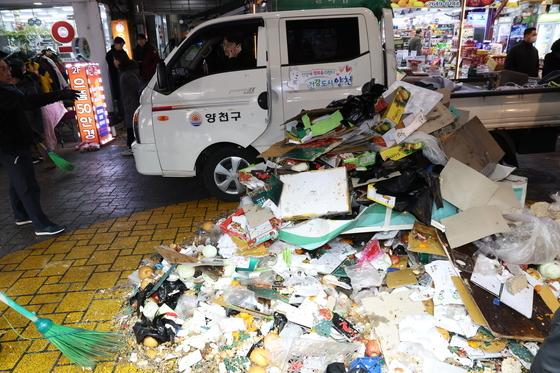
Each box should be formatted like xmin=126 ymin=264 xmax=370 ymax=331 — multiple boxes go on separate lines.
xmin=207 ymin=32 xmax=256 ymax=74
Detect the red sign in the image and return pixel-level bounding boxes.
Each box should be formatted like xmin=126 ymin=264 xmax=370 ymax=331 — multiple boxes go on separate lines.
xmin=66 ymin=63 xmax=113 ymax=145
xmin=51 ymin=21 xmax=75 ymax=44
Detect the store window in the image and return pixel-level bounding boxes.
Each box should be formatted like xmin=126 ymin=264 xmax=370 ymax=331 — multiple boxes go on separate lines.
xmin=0 ymin=6 xmax=76 ymax=54
xmin=166 ymin=22 xmax=260 ymax=90
xmin=286 ymin=18 xmax=360 ymax=66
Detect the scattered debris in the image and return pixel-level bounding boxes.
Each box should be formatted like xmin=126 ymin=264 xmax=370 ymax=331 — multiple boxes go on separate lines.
xmin=117 ymin=79 xmax=560 ymax=372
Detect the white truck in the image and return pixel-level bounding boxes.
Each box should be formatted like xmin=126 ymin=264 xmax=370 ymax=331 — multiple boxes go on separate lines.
xmin=132 ymin=7 xmax=560 ymax=200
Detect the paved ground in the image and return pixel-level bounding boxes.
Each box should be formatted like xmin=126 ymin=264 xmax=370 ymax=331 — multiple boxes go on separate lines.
xmin=0 ymin=197 xmax=237 ymax=373
xmin=0 ymin=138 xmax=210 ymax=257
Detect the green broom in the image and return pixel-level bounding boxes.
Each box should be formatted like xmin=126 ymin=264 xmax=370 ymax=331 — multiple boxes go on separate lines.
xmin=38 ymin=143 xmax=74 ymax=171
xmin=0 ymin=291 xmax=122 ymax=368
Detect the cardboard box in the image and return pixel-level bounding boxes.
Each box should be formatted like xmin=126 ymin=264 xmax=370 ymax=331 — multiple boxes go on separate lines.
xmin=441 ymin=117 xmax=505 ymax=173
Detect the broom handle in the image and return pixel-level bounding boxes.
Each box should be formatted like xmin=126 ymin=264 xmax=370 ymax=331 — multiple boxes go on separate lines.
xmin=0 ymin=292 xmax=39 ymax=322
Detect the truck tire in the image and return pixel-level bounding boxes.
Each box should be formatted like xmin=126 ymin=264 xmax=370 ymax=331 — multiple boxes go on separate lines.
xmin=201 ymin=146 xmax=256 ymax=201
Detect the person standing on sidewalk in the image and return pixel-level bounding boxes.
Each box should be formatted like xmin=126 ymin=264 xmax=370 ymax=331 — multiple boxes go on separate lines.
xmin=106 ymin=37 xmax=126 ymax=122
xmin=0 ymin=56 xmax=79 ymax=236
xmin=133 ymin=34 xmax=160 ymax=83
xmin=113 ymin=50 xmax=143 ymax=156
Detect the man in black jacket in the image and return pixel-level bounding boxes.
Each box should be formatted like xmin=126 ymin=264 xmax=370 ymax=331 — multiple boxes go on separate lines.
xmin=0 ymin=57 xmax=79 ymax=236
xmin=505 ymin=27 xmax=540 ymax=77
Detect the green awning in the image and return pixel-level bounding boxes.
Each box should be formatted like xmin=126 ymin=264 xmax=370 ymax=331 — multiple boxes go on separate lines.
xmin=268 ymin=0 xmax=391 ymax=20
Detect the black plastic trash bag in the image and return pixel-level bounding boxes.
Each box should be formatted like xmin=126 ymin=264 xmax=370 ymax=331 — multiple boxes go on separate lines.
xmin=129 ymin=280 xmax=187 ymax=313
xmin=374 ymin=164 xmax=443 ymax=225
xmin=328 ymin=80 xmax=386 ymax=124
xmin=132 ymin=314 xmax=181 ymax=344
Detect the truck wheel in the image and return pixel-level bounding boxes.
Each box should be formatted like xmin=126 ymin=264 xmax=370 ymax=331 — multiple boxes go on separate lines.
xmin=201 ymin=146 xmax=256 ymax=201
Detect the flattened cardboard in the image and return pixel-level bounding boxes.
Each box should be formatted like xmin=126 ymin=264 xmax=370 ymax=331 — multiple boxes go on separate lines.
xmin=451 ymin=276 xmax=489 ymax=327
xmin=278 ymin=167 xmax=350 ymax=220
xmin=361 ymin=290 xmax=426 ymax=354
xmin=489 ymin=164 xmax=516 ymax=181
xmin=440 ymin=158 xmax=499 ymax=211
xmin=436 ymin=88 xmax=451 ymax=107
xmin=386 ymin=269 xmax=417 ymax=288
xmin=536 ymin=285 xmax=560 ymax=313
xmin=408 ymin=222 xmax=446 ymax=256
xmin=260 ymin=140 xmax=296 ymax=158
xmin=441 ymin=117 xmax=504 ymax=173
xmin=442 ymin=206 xmax=510 ymax=249
xmin=488 ymin=183 xmax=522 ymax=214
xmin=418 ymin=102 xmax=455 ymax=134
xmin=156 ymin=246 xmax=198 ymax=264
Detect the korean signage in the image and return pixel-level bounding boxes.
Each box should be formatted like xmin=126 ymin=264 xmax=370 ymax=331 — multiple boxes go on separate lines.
xmin=287 ymin=65 xmax=353 ymax=90
xmin=188 ymin=111 xmax=242 ymax=127
xmin=66 ymin=63 xmax=113 ymax=145
xmin=391 ymin=0 xmax=495 ymax=8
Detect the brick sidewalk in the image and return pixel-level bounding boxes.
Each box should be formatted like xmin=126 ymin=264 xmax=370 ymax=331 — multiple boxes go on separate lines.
xmin=0 ymin=139 xmax=210 ymax=257
xmin=0 ymin=199 xmax=236 ymax=373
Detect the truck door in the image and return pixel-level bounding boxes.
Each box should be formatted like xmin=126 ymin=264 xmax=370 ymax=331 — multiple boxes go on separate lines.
xmin=279 ymin=14 xmax=376 ymax=120
xmin=151 ymin=18 xmax=269 ymax=174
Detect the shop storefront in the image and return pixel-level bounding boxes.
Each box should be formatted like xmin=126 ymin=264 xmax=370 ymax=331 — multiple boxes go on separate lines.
xmin=0 ymin=6 xmax=76 ymax=55
xmin=392 ymin=0 xmax=560 ymax=78
xmin=0 ymin=1 xmax=115 ymax=140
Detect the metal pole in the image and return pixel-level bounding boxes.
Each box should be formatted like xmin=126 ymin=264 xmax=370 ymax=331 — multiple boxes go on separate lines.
xmin=455 ymin=0 xmax=468 ymax=79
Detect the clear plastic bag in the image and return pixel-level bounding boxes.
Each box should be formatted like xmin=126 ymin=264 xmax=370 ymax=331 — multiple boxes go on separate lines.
xmin=174 ymin=294 xmax=198 ymax=319
xmin=548 ymin=192 xmax=560 ymax=220
xmin=345 ymin=263 xmax=385 ymax=292
xmin=281 ymin=337 xmax=362 ymax=373
xmin=404 ymin=132 xmax=448 ymax=166
xmin=223 ymin=287 xmax=261 ymax=310
xmin=475 ymin=212 xmax=560 ymax=265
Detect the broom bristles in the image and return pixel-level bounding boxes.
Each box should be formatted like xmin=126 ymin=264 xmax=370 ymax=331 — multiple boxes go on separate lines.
xmin=47 ymin=151 xmax=74 ymax=171
xmin=42 ymin=323 xmax=123 ymax=368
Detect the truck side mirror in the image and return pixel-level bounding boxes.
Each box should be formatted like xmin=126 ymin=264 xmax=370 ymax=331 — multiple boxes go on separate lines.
xmin=156 ymin=61 xmax=169 ymax=92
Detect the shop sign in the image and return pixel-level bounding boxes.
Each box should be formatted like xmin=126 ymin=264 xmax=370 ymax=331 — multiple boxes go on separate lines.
xmin=51 ymin=21 xmax=75 ymax=44
xmin=391 ymin=0 xmax=495 ymax=8
xmin=287 ymin=65 xmax=354 ymax=90
xmin=66 ymin=63 xmax=113 ymax=145
xmin=110 ymin=20 xmax=133 ymax=59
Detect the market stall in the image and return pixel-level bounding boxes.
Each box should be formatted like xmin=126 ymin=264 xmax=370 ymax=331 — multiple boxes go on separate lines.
xmin=390 ymin=0 xmax=560 ymax=78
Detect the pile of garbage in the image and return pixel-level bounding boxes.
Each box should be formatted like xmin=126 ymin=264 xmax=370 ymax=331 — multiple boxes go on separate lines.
xmin=118 ymin=80 xmax=560 ymax=373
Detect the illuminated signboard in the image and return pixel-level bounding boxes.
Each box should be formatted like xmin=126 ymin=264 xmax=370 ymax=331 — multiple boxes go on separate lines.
xmin=111 ymin=20 xmax=133 ymax=59
xmin=66 ymin=62 xmax=113 ymax=145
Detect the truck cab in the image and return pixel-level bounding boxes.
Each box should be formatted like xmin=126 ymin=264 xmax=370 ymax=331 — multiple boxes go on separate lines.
xmin=132 ymin=8 xmax=393 ymax=200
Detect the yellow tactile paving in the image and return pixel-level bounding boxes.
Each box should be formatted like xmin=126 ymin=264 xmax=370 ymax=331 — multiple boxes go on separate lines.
xmin=0 ymin=198 xmax=237 ymax=372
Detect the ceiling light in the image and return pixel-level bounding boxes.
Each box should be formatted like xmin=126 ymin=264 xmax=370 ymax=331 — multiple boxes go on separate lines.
xmin=34 ymin=2 xmax=43 ymax=5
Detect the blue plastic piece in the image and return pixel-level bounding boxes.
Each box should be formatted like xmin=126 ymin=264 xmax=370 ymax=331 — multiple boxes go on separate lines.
xmin=349 ymin=356 xmax=383 ymax=373
xmin=35 ymin=318 xmax=54 ymax=334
